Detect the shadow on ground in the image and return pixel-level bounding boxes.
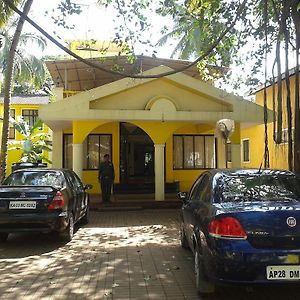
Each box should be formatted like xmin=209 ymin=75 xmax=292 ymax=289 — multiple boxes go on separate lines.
xmin=0 ymin=210 xmax=299 ymax=300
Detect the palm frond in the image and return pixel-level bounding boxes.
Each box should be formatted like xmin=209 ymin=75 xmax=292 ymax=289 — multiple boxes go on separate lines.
xmin=18 ymin=33 xmax=47 ymax=51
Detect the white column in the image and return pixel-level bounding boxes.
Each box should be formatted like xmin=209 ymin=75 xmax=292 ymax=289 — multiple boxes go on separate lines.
xmin=216 ymin=138 xmax=226 ymax=168
xmin=154 ymin=144 xmax=165 ymax=201
xmin=231 ymin=144 xmax=241 ymax=168
xmin=51 ymin=130 xmax=63 ymax=168
xmin=72 ymin=143 xmax=83 ymax=179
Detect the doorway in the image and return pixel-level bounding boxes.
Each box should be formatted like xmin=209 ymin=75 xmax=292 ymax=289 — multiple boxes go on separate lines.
xmin=120 ymin=122 xmax=154 ymax=189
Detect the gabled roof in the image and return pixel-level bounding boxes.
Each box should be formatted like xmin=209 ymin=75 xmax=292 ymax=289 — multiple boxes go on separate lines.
xmin=39 ymin=65 xmax=272 ymax=131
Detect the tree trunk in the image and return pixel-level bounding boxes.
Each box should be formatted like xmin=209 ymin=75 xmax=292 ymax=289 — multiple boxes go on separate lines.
xmin=0 ymin=0 xmax=34 ymax=182
xmin=291 ymin=2 xmax=300 ymax=174
xmin=283 ymin=19 xmax=293 ymax=170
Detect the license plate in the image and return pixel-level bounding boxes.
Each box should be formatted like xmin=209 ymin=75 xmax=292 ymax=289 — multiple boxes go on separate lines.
xmin=9 ymin=201 xmax=36 ymax=209
xmin=267 ymin=265 xmax=300 ymax=280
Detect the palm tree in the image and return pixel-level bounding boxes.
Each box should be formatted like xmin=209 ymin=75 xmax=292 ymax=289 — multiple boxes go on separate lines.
xmin=0 ymin=26 xmax=47 ymax=91
xmin=0 ymin=0 xmax=22 ymax=28
xmin=0 ymin=0 xmax=35 ymax=182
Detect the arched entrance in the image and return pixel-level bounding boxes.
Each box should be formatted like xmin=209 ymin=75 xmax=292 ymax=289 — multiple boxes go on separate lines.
xmin=119 ymin=122 xmax=154 ymax=193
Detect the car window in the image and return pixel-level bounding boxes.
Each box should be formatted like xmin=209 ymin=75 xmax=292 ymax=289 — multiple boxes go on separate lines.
xmin=214 ymin=173 xmax=300 ymax=202
xmin=4 ymin=171 xmax=65 ymax=188
xmin=68 ymin=171 xmax=83 ymax=191
xmin=190 ymin=174 xmax=210 ymax=202
xmin=189 ymin=176 xmax=203 ymax=201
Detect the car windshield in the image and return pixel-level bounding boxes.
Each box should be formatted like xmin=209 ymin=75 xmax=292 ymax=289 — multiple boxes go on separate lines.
xmin=214 ymin=173 xmax=300 ymax=202
xmin=3 ymin=171 xmax=65 ymax=188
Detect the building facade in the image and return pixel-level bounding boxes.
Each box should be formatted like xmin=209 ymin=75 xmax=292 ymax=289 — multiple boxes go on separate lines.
xmin=0 ymin=95 xmax=50 ymax=175
xmin=40 ymin=56 xmax=271 ymax=200
xmin=240 ymin=72 xmax=297 ymax=170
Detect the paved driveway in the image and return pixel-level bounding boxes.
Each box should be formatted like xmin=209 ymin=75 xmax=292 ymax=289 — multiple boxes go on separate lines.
xmin=0 ymin=210 xmax=300 ymax=300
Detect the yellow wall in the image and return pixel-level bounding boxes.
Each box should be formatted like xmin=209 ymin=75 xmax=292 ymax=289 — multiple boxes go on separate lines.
xmin=73 ymin=122 xmax=120 ymax=194
xmin=0 ymin=103 xmax=50 ymax=176
xmin=71 ymin=120 xmax=216 ymax=193
xmin=241 ymin=76 xmax=295 ymax=170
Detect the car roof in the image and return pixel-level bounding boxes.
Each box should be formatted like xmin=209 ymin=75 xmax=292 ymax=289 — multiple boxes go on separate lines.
xmin=205 ymin=168 xmax=296 ymax=177
xmin=11 ymin=168 xmax=71 ymax=174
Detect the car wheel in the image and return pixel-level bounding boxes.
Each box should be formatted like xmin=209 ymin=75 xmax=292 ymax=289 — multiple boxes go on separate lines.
xmin=81 ymin=202 xmax=90 ymax=225
xmin=0 ymin=233 xmax=8 ymax=242
xmin=195 ymin=246 xmax=215 ymax=295
xmin=180 ymin=222 xmax=189 ymax=249
xmin=60 ymin=212 xmax=74 ymax=242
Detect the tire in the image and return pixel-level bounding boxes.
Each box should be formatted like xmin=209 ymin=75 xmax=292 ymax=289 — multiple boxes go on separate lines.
xmin=60 ymin=213 xmax=74 ymax=242
xmin=180 ymin=222 xmax=189 ymax=249
xmin=81 ymin=202 xmax=90 ymax=225
xmin=195 ymin=247 xmax=215 ymax=295
xmin=0 ymin=233 xmax=8 ymax=242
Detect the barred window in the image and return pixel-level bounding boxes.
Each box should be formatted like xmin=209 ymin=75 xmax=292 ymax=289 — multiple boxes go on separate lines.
xmin=63 ymin=134 xmax=112 ymax=170
xmin=242 ymin=139 xmax=250 ymax=162
xmin=173 ymin=135 xmax=216 ymax=169
xmin=9 ymin=109 xmax=15 ymax=139
xmin=22 ymin=109 xmax=39 ymax=128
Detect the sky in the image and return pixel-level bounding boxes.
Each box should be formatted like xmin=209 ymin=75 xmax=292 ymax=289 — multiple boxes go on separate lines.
xmin=24 ymin=0 xmax=175 ymax=59
xmin=15 ymin=0 xmax=294 ymax=97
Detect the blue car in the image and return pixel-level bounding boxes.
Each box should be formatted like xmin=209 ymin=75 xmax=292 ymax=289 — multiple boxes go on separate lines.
xmin=179 ymin=169 xmax=300 ymax=295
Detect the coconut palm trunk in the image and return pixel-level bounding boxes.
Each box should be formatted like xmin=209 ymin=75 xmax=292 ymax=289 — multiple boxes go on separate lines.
xmin=0 ymin=0 xmax=34 ymax=182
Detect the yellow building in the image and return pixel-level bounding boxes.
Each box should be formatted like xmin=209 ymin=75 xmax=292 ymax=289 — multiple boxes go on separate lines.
xmin=0 ymin=95 xmax=50 ymax=175
xmin=40 ymin=55 xmax=271 ymax=200
xmin=240 ymin=72 xmax=297 ymax=170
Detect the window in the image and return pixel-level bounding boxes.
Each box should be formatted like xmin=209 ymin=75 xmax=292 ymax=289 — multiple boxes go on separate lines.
xmin=22 ymin=109 xmax=39 ymax=128
xmin=226 ymin=142 xmax=232 ymax=163
xmin=173 ymin=135 xmax=216 ymax=169
xmin=276 ymin=128 xmax=294 ymax=144
xmin=63 ymin=134 xmax=112 ymax=170
xmin=9 ymin=109 xmax=15 ymax=139
xmin=242 ymin=139 xmax=250 ymax=162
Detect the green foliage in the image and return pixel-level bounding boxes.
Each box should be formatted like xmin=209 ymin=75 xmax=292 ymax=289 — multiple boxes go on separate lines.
xmin=0 ymin=28 xmax=48 ymax=91
xmin=8 ymin=117 xmax=52 ymax=164
xmin=0 ymin=0 xmax=21 ymax=28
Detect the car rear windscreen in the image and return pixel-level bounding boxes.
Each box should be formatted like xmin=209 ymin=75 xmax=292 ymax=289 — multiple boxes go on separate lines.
xmin=215 ymin=174 xmax=300 ymax=202
xmin=4 ymin=171 xmax=65 ymax=188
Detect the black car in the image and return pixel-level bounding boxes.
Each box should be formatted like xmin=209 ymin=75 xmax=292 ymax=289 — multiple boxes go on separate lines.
xmin=0 ymin=168 xmax=92 ymax=242
xmin=179 ymin=169 xmax=300 ymax=295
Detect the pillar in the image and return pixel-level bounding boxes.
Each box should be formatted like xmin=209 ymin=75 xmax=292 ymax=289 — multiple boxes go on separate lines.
xmin=216 ymin=137 xmax=226 ymax=168
xmin=51 ymin=130 xmax=63 ymax=168
xmin=154 ymin=144 xmax=165 ymax=201
xmin=72 ymin=143 xmax=83 ymax=179
xmin=230 ymin=122 xmax=241 ymax=168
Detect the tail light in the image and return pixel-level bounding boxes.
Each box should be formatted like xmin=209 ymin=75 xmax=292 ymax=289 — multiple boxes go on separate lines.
xmin=208 ymin=217 xmax=247 ymax=239
xmin=48 ymin=191 xmax=65 ymax=211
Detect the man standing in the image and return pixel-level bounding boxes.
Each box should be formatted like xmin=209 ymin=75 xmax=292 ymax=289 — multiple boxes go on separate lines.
xmin=98 ymin=154 xmax=115 ymax=204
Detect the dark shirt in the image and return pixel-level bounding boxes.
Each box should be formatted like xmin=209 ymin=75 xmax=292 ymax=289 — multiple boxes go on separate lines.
xmin=98 ymin=161 xmax=115 ymax=181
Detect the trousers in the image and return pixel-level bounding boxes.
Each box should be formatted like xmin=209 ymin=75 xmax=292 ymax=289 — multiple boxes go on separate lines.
xmin=101 ymin=178 xmax=113 ymax=203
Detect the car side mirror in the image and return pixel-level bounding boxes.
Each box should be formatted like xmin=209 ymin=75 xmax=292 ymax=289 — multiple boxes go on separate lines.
xmin=84 ymin=184 xmax=93 ymax=190
xmin=177 ymin=192 xmax=188 ymax=203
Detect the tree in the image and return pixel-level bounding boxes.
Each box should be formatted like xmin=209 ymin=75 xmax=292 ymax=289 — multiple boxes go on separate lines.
xmin=2 ymin=0 xmax=300 ymax=173
xmin=156 ymin=0 xmax=300 ymax=173
xmin=0 ymin=0 xmax=21 ymax=28
xmin=0 ymin=0 xmax=34 ymax=182
xmin=8 ymin=117 xmax=52 ymax=163
xmin=0 ymin=26 xmax=47 ymax=93
xmin=157 ymin=0 xmax=244 ymax=79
